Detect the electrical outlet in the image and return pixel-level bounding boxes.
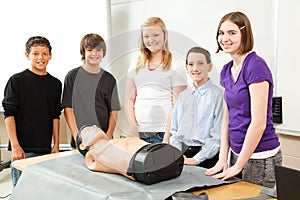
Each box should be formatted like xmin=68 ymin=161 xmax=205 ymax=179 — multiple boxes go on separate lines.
xmin=272 ymin=97 xmax=283 ymax=124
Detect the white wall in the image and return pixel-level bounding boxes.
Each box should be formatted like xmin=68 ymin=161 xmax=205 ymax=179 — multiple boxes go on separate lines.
xmin=110 ymin=0 xmax=300 ymax=169
xmin=0 ymin=0 xmax=111 ymax=152
xmin=110 ymin=0 xmax=278 ymax=135
xmin=110 ymin=0 xmax=277 ymax=100
xmin=0 ymin=0 xmax=111 ymax=111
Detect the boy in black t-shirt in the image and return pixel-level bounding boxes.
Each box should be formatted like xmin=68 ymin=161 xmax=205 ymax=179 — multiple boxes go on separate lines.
xmin=2 ymin=36 xmax=62 ymax=187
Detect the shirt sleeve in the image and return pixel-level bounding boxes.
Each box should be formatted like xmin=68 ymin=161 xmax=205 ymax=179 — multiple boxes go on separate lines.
xmin=53 ymin=80 xmax=62 ymax=119
xmin=169 ymin=94 xmax=183 ymax=151
xmin=127 ymin=58 xmax=138 ymax=78
xmin=171 ymin=58 xmax=187 ymax=87
xmin=61 ymin=69 xmax=78 ymax=108
xmin=110 ymin=77 xmax=121 ymax=111
xmin=193 ymin=88 xmax=223 ymax=164
xmin=220 ymin=61 xmax=232 ymax=88
xmin=245 ymin=58 xmax=273 ymax=85
xmin=2 ymin=76 xmax=20 ymax=118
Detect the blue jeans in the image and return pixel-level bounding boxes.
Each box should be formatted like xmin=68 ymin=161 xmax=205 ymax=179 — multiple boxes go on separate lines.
xmin=11 ymin=152 xmax=47 ymax=187
xmin=139 ymin=132 xmax=164 ymax=144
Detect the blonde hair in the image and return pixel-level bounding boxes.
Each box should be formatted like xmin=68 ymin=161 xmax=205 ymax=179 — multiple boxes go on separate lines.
xmin=136 ymin=17 xmax=172 ymax=73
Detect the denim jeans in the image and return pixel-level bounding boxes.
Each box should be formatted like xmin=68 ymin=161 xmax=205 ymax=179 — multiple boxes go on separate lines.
xmin=139 ymin=132 xmax=164 ymax=144
xmin=11 ymin=152 xmax=47 ymax=187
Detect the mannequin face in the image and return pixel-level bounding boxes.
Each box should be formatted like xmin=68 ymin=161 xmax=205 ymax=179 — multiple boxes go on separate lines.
xmin=80 ymin=125 xmax=106 ymax=147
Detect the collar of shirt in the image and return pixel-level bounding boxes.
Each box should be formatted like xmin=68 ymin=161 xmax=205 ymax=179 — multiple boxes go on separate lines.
xmin=191 ymin=79 xmax=211 ymax=96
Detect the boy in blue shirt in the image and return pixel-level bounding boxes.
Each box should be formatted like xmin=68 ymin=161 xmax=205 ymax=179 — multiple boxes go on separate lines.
xmin=169 ymin=47 xmax=223 ymax=168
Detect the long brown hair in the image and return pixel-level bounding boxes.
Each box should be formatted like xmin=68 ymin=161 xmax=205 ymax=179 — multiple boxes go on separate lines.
xmin=136 ymin=17 xmax=172 ymax=73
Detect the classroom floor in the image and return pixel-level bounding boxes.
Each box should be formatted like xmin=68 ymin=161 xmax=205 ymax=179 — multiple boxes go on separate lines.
xmin=0 ymin=167 xmax=12 ymax=200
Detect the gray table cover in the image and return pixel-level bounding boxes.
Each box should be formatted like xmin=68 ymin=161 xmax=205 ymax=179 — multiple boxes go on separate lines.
xmin=11 ymin=154 xmax=237 ymax=200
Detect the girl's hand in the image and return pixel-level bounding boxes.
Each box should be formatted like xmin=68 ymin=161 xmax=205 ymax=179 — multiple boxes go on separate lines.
xmin=205 ymin=160 xmax=228 ymax=176
xmin=211 ymin=164 xmax=243 ymax=181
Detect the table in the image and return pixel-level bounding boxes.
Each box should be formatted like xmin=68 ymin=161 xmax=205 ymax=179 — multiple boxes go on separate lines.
xmin=194 ymin=181 xmax=276 ymax=200
xmin=12 ymin=149 xmax=78 ymax=171
xmin=12 ymin=150 xmax=276 ymax=200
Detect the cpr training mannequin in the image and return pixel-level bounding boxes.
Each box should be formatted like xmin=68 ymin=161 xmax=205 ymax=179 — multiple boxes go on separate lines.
xmin=76 ymin=125 xmax=184 ymax=185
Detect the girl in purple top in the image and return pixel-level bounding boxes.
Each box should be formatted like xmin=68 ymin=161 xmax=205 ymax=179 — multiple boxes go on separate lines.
xmin=205 ymin=11 xmax=282 ymax=188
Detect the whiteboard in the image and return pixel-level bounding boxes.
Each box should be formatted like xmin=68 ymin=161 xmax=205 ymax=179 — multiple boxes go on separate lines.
xmin=275 ymin=0 xmax=300 ymax=135
xmin=0 ymin=0 xmax=111 ymax=111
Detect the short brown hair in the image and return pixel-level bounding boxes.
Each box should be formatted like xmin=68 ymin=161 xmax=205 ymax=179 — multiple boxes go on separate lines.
xmin=25 ymin=36 xmax=52 ymax=53
xmin=80 ymin=33 xmax=106 ymax=61
xmin=216 ymin=11 xmax=254 ymax=55
xmin=186 ymin=47 xmax=211 ymax=65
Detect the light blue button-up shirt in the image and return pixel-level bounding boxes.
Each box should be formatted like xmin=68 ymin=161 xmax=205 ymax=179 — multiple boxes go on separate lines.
xmin=170 ymin=79 xmax=223 ymax=164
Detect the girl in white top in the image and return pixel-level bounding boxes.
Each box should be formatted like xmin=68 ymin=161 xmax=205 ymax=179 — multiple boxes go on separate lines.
xmin=124 ymin=17 xmax=187 ymax=143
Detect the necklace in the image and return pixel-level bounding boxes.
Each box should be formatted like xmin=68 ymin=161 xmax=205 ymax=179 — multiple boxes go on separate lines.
xmin=148 ymin=63 xmax=161 ymax=71
xmin=231 ymin=64 xmax=242 ymax=80
xmin=231 ymin=52 xmax=250 ymax=80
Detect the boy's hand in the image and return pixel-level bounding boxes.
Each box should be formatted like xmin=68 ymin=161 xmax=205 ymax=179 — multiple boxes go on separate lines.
xmin=51 ymin=145 xmax=59 ymax=153
xmin=11 ymin=145 xmax=26 ymax=161
xmin=183 ymin=156 xmax=198 ymax=165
